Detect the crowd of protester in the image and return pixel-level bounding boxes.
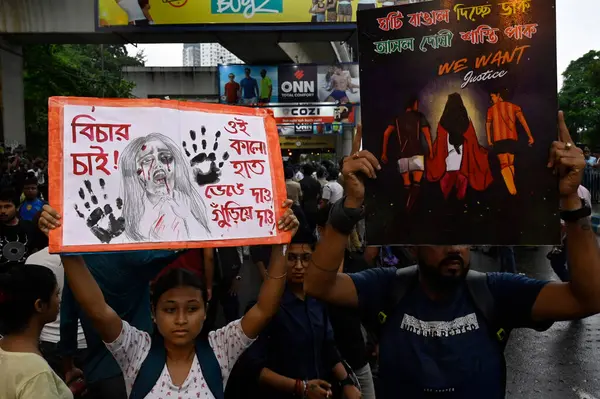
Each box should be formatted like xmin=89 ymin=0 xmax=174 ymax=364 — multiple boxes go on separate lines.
xmin=1 ymin=113 xmax=600 ymax=399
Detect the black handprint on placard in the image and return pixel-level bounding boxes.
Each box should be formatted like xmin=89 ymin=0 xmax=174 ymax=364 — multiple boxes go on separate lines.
xmin=182 ymin=126 xmax=230 ymax=186
xmin=75 ymin=179 xmax=125 ymax=244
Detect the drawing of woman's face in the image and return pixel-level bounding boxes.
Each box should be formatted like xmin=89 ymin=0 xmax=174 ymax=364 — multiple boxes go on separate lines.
xmin=135 ymin=139 xmax=175 ymax=197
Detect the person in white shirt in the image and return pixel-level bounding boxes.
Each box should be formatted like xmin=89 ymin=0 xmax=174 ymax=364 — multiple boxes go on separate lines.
xmin=26 ymin=248 xmax=87 ymax=381
xmin=321 ymin=167 xmax=344 ymax=208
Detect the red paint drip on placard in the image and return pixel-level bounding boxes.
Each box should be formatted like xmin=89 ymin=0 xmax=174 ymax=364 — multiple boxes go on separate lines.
xmin=148 ymin=159 xmax=154 ymax=180
xmin=155 ymin=214 xmax=165 ymax=231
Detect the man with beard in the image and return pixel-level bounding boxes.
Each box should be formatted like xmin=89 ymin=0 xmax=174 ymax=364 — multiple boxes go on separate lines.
xmin=0 ymin=188 xmax=45 ymax=270
xmin=304 ymin=113 xmax=600 ymax=398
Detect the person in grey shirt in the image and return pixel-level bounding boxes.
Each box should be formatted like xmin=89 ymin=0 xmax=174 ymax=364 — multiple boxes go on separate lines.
xmin=285 ymin=167 xmax=303 ymax=205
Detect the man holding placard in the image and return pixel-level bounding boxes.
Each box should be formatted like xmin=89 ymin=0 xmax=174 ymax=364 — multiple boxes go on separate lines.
xmin=305 ymin=113 xmax=600 ymax=398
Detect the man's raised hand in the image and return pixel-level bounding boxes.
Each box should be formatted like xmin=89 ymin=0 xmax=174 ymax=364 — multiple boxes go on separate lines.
xmin=342 ymin=150 xmax=381 ymax=208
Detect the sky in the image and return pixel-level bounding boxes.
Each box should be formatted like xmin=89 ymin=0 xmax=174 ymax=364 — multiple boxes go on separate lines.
xmin=126 ymin=0 xmax=598 ymax=87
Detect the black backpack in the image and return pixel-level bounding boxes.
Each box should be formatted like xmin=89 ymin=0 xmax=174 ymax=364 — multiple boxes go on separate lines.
xmin=371 ymin=266 xmax=512 ymax=387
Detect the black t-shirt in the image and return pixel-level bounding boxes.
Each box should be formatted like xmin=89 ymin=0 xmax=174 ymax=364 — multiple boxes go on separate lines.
xmin=0 ymin=220 xmax=46 ymax=269
xmin=392 ymin=110 xmax=430 ymax=159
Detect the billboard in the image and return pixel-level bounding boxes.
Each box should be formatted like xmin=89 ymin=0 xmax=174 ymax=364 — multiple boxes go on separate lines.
xmin=218 ymin=63 xmax=360 ymax=105
xmin=97 ymin=0 xmax=362 ymax=27
xmin=218 ymin=65 xmax=279 ymax=104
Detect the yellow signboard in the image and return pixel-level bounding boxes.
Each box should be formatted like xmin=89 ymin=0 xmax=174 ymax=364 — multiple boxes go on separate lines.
xmin=97 ymin=0 xmax=362 ymax=26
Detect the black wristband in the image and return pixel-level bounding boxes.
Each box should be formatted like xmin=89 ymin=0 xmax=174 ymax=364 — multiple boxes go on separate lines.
xmin=328 ymin=197 xmax=364 ymax=235
xmin=560 ymin=198 xmax=591 ymax=222
xmin=339 ymin=376 xmax=355 ymax=388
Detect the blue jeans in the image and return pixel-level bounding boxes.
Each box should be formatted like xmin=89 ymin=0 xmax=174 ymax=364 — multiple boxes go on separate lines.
xmin=498 ymin=246 xmax=517 ymax=273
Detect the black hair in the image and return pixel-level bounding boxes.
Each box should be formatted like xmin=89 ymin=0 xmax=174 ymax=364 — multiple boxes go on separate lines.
xmin=24 ymin=176 xmax=38 ymax=187
xmin=302 ymin=163 xmax=315 ymax=176
xmin=0 ymin=188 xmax=20 ymax=207
xmin=244 ymin=68 xmax=251 ymax=73
xmin=490 ymin=86 xmax=510 ymax=101
xmin=326 ymin=167 xmax=339 ymax=181
xmin=338 ymin=156 xmax=346 ymax=170
xmin=0 ymin=264 xmax=57 ymax=335
xmin=290 ymin=205 xmax=316 ymax=248
xmin=284 ymin=166 xmax=294 ymax=180
xmin=316 ymin=166 xmax=327 ymax=179
xmin=439 ymin=93 xmax=470 ymax=153
xmin=404 ymin=95 xmax=419 ymax=110
xmin=151 ymin=267 xmax=207 ymax=309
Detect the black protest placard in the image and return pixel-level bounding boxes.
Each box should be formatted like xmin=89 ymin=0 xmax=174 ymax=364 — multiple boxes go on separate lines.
xmin=358 ymin=0 xmax=559 ymax=245
xmin=278 ymin=65 xmax=319 ymax=103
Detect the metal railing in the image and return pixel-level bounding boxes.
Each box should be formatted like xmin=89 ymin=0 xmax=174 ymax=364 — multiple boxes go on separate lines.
xmin=583 ymin=167 xmax=600 ymax=204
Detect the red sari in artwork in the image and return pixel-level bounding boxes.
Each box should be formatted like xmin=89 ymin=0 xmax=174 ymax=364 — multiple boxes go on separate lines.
xmin=426 ymin=121 xmax=493 ymax=200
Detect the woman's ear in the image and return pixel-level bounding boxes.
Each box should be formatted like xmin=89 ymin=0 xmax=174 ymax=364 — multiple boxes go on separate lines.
xmin=34 ymin=298 xmax=45 ymax=314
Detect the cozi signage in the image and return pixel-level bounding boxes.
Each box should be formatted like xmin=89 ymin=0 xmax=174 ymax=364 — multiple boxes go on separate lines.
xmin=272 ymin=106 xmax=335 ymax=124
xmin=277 ymin=65 xmax=318 ymax=103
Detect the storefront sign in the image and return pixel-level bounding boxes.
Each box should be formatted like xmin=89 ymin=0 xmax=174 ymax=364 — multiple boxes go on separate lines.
xmin=279 ymin=135 xmax=336 ymax=150
xmin=272 ymin=106 xmax=336 ymax=124
xmin=278 ymin=65 xmax=319 ymax=103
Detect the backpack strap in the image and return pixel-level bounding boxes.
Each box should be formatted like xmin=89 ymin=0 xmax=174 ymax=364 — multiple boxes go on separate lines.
xmin=130 ymin=335 xmax=167 ymax=399
xmin=378 ymin=266 xmax=419 ymax=325
xmin=465 ymin=270 xmax=511 ymax=349
xmin=465 ymin=270 xmax=511 ymax=391
xmin=130 ymin=335 xmax=223 ymax=399
xmin=196 ymin=338 xmax=224 ymax=399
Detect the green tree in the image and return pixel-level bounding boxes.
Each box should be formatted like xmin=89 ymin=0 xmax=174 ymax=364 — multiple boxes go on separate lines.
xmin=559 ymin=50 xmax=600 ymax=147
xmin=23 ymin=44 xmax=144 ymax=154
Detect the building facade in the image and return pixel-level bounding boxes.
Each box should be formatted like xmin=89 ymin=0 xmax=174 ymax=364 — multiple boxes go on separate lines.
xmin=182 ymin=43 xmax=201 ymax=66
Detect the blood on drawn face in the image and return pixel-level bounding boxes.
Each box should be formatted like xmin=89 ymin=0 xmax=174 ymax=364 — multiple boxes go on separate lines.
xmin=135 ymin=139 xmax=175 ymax=197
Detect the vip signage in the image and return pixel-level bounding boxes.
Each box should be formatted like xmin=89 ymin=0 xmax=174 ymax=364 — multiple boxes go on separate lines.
xmin=278 ymin=66 xmax=319 ymax=103
xmin=272 ymin=106 xmax=335 ymax=124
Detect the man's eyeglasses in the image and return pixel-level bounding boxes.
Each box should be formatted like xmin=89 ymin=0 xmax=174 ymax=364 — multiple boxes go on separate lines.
xmin=287 ymin=253 xmax=312 ymax=266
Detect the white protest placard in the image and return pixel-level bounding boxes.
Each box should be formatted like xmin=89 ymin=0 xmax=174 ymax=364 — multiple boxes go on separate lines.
xmin=48 ymin=97 xmax=288 ymax=253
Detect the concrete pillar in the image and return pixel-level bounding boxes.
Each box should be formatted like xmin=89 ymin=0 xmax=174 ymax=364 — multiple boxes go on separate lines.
xmin=341 ymin=124 xmax=353 ymax=156
xmin=0 ymin=43 xmax=26 ymax=146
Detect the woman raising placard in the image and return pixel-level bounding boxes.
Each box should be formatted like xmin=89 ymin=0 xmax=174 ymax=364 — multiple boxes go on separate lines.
xmin=39 ymin=200 xmax=299 ymax=399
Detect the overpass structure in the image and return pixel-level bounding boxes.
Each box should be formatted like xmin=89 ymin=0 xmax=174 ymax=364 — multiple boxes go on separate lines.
xmin=0 ymin=0 xmax=356 ymax=146
xmin=121 ymin=66 xmax=353 ymax=155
